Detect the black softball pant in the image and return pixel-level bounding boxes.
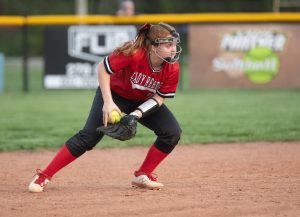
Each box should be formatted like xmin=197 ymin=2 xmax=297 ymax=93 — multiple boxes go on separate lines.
xmin=66 ymin=87 xmax=182 ymax=157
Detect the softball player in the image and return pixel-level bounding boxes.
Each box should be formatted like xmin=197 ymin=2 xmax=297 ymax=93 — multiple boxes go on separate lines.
xmin=29 ymin=22 xmax=182 ymax=192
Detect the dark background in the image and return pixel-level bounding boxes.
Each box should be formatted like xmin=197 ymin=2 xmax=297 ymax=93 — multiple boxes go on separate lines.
xmin=0 ymin=0 xmax=299 ymax=56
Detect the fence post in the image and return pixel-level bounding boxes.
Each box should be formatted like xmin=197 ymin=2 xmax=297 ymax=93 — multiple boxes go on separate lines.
xmin=22 ymin=17 xmax=29 ymax=92
xmin=0 ymin=53 xmax=4 ymax=95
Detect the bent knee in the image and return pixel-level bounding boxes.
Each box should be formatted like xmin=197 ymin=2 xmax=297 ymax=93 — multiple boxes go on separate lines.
xmin=170 ymin=126 xmax=182 ymax=144
xmin=155 ymin=126 xmax=182 ymax=153
xmin=165 ymin=125 xmax=182 ymax=144
xmin=66 ymin=130 xmax=102 ymax=157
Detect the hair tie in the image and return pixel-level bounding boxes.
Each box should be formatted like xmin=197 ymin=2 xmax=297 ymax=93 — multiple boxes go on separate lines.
xmin=138 ymin=23 xmax=151 ymax=35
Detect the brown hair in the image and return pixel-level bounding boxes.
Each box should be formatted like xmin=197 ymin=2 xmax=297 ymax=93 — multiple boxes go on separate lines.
xmin=114 ymin=23 xmax=176 ymax=56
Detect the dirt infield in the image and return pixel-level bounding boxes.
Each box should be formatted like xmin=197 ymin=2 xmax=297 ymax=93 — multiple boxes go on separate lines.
xmin=0 ymin=142 xmax=300 ymax=217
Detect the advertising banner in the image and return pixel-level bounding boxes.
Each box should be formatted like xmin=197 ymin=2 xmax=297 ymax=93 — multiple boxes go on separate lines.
xmin=44 ymin=25 xmax=136 ymax=89
xmin=189 ymin=24 xmax=300 ymax=88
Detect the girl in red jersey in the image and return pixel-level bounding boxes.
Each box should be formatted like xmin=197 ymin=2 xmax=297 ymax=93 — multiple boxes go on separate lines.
xmin=29 ymin=22 xmax=182 ymax=192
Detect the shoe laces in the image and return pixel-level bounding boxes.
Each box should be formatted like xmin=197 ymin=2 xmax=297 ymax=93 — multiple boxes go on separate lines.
xmin=34 ymin=169 xmax=51 ymax=185
xmin=134 ymin=171 xmax=158 ymax=181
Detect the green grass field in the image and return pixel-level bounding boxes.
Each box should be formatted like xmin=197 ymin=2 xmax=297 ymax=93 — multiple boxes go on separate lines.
xmin=0 ymin=58 xmax=300 ymax=151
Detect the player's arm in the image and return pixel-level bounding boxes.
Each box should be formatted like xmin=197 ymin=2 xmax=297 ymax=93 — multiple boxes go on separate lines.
xmin=130 ymin=67 xmax=179 ymax=119
xmin=98 ymin=61 xmax=121 ymax=126
xmin=98 ymin=61 xmax=112 ymax=103
xmin=130 ymin=94 xmax=165 ymax=119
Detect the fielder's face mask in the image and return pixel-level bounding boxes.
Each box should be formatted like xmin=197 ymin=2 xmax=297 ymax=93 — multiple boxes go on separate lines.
xmin=139 ymin=23 xmax=182 ymax=64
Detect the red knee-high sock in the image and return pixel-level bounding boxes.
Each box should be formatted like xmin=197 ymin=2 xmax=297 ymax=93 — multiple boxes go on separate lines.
xmin=42 ymin=144 xmax=77 ymax=178
xmin=137 ymin=144 xmax=168 ymax=175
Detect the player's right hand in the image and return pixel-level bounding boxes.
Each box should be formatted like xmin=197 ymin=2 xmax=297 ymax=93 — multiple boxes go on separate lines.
xmin=102 ymin=101 xmax=122 ymax=127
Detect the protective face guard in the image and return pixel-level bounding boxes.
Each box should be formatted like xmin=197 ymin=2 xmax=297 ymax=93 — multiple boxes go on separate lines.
xmin=154 ymin=37 xmax=182 ymax=64
xmin=154 ymin=36 xmax=180 ymax=44
xmin=140 ymin=23 xmax=182 ymax=64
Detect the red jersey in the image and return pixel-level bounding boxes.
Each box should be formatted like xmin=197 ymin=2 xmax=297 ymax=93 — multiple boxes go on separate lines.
xmin=103 ymin=48 xmax=179 ymax=101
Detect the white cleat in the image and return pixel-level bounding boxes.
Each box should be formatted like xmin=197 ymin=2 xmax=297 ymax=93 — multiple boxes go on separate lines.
xmin=131 ymin=172 xmax=164 ymax=190
xmin=28 ymin=169 xmax=51 ymax=193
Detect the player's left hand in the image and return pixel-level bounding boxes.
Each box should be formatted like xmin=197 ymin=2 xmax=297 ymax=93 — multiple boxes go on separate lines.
xmin=96 ymin=114 xmax=138 ymax=141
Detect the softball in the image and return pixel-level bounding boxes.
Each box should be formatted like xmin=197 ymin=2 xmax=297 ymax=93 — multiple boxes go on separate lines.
xmin=109 ymin=110 xmax=121 ymax=124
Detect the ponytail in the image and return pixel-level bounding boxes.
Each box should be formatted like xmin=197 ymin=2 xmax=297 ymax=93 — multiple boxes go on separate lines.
xmin=114 ymin=24 xmax=151 ymax=56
